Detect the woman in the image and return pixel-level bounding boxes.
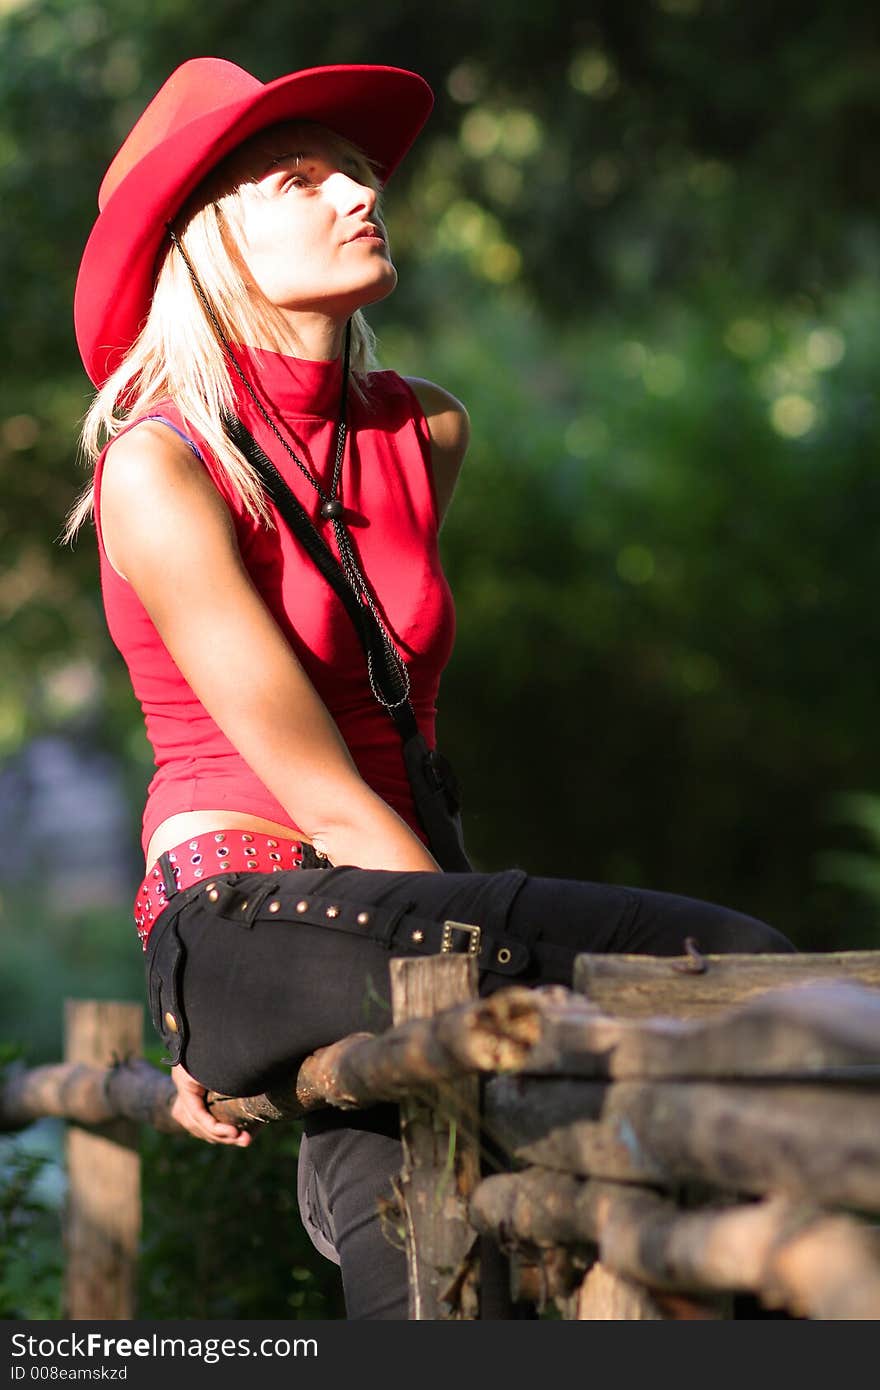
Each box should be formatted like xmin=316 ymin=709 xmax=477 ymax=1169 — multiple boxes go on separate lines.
xmin=70 ymin=58 xmax=792 ymax=1319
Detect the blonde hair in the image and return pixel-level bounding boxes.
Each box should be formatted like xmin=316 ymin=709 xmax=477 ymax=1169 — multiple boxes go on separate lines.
xmin=66 ymin=126 xmax=381 ymax=540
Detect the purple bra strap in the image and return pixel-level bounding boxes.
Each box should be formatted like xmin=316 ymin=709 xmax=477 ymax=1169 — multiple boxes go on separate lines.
xmin=141 ymin=414 xmax=205 ymax=462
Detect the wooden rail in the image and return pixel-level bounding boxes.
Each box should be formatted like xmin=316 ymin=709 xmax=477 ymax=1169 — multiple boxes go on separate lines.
xmin=2 ymin=951 xmax=879 ymax=1320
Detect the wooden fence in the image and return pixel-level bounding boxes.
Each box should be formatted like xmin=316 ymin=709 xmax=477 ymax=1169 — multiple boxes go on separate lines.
xmin=2 ymin=949 xmax=880 ymax=1320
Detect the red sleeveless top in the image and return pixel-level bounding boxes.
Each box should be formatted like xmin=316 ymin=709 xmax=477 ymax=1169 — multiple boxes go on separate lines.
xmin=93 ymin=347 xmax=456 ymax=856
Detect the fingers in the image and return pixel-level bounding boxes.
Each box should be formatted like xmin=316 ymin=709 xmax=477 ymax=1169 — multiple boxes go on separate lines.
xmin=170 ymin=1064 xmax=252 ymax=1147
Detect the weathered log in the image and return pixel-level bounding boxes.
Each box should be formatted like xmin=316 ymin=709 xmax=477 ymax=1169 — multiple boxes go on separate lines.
xmin=480 ymin=980 xmax=880 ymax=1083
xmin=483 ymin=1075 xmax=607 ymax=1161
xmin=1 ymin=987 xmax=547 ymax=1134
xmin=512 ymin=987 xmax=624 ymax=1076
xmin=63 ymin=1002 xmax=141 ymax=1321
xmin=515 ymin=1081 xmax=880 ymax=1210
xmin=9 ymin=980 xmax=876 ymax=1138
xmin=471 ymin=1170 xmax=880 ymax=1319
xmin=604 ymin=981 xmax=880 ymax=1079
xmin=284 ymin=985 xmax=541 ymax=1112
xmin=470 ymin=1166 xmax=599 ymax=1247
xmin=593 ymin=1185 xmax=880 ymax=1319
xmin=1 ymin=1058 xmax=179 ymax=1133
xmin=574 ymin=950 xmax=880 ymax=1018
xmin=509 ymin=1247 xmax=586 ymax=1309
xmin=487 ymin=981 xmax=880 ymax=1085
xmin=577 ymin=1263 xmax=667 ymax=1319
xmin=390 ymin=956 xmax=481 ymax=1321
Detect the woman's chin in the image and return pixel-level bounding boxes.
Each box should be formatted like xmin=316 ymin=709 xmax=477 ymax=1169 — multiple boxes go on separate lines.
xmin=355 ymin=265 xmax=398 ymax=309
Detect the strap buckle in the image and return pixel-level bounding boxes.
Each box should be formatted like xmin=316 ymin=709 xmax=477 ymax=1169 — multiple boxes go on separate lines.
xmin=441 ymin=920 xmax=481 ymax=955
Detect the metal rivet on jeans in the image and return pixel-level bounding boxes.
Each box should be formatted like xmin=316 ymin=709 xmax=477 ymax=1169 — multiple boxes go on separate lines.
xmin=296 ymin=900 xmax=309 ymax=913
xmin=411 ymin=929 xmax=424 ymax=943
xmin=326 ymin=905 xmax=340 ymax=919
xmin=357 ymin=912 xmax=370 ymax=925
xmin=207 ymin=888 xmax=219 ymax=903
xmin=268 ymin=900 xmax=281 ymax=913
xmin=497 ymin=947 xmax=512 ymax=965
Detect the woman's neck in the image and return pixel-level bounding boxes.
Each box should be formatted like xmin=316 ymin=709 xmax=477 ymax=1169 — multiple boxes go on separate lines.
xmin=249 ymin=309 xmax=347 ymax=363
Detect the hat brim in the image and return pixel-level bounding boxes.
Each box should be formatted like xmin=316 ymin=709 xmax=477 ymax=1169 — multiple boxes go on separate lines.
xmin=75 ymin=64 xmax=433 ymax=386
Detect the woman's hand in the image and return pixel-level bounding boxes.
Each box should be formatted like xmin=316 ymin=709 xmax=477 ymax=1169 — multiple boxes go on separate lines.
xmin=170 ymin=1063 xmax=252 ymax=1147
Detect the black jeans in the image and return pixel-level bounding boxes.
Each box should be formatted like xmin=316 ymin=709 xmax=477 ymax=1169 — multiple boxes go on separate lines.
xmin=145 ymin=865 xmax=794 ymax=1318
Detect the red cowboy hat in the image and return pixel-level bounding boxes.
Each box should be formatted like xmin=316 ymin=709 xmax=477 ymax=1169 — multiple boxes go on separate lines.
xmin=74 ymin=58 xmax=434 ymax=386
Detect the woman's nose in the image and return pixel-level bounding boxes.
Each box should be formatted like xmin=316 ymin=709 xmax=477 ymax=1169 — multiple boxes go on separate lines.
xmin=326 ymin=172 xmax=376 ymax=216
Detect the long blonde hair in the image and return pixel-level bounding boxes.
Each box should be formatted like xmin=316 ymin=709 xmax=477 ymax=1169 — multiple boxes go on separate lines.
xmin=66 ymin=126 xmax=381 ymax=540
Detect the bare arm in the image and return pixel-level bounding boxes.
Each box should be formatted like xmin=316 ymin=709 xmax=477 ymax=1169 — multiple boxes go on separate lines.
xmin=99 ymin=422 xmax=439 ymax=874
xmin=404 ymin=378 xmax=469 ymax=524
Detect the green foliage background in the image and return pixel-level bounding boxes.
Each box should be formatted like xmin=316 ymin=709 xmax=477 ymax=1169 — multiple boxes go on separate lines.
xmin=3 ymin=0 xmax=880 ymax=1318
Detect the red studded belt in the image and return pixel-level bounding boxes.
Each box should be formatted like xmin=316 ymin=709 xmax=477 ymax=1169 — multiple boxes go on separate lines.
xmin=133 ymin=830 xmax=322 ymax=947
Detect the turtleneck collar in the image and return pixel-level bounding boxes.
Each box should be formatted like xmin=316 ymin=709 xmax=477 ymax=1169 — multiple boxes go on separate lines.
xmin=231 ymin=343 xmax=345 ymax=421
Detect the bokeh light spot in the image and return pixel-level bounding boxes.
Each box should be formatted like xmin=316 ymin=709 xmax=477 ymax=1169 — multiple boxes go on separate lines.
xmin=447 ymin=61 xmax=486 ymax=104
xmin=724 ymin=319 xmax=770 ymax=358
xmin=770 ymin=394 xmax=817 ymax=438
xmin=806 ymin=328 xmax=845 ymax=370
xmin=460 ymin=109 xmax=501 ymax=158
xmin=569 ymin=49 xmax=619 ymax=99
xmin=2 ymin=415 xmax=41 ymax=450
xmin=478 ymin=242 xmax=521 ymax=283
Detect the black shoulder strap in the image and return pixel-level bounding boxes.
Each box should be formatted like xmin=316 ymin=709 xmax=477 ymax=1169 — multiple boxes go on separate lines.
xmin=224 ymin=413 xmax=419 ymax=743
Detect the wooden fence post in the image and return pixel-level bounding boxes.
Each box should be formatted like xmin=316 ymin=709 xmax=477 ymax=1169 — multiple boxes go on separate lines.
xmin=390 ymin=955 xmax=481 ymax=1320
xmin=62 ymin=1001 xmax=142 ymax=1320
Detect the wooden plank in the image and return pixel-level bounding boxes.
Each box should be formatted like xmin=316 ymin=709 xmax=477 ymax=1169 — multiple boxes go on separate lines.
xmin=390 ymin=956 xmax=481 ymax=1320
xmin=515 ymin=1080 xmax=880 ymax=1210
xmin=63 ymin=1001 xmax=142 ymax=1320
xmin=574 ymin=950 xmax=880 ymax=1019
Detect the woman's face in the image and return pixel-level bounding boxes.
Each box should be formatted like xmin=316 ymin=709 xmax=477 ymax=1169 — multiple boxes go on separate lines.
xmin=228 ymin=122 xmax=397 ymax=321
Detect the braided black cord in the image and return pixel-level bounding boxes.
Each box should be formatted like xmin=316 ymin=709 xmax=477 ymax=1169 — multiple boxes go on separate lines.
xmin=167 ymin=225 xmax=411 ymax=712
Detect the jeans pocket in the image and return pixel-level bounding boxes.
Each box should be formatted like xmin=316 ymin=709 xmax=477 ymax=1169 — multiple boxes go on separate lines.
xmin=145 ymin=912 xmax=188 ymax=1065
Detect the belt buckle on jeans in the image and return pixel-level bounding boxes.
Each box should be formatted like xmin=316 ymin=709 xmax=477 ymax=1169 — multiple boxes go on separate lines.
xmin=441 ymin=920 xmax=481 ymax=955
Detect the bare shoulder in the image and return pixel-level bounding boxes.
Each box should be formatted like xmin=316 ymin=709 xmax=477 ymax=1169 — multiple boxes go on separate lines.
xmin=403 ymin=377 xmax=470 ymax=452
xmin=100 ymin=419 xmax=234 ymax=580
xmin=402 ymin=378 xmax=470 ymax=522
